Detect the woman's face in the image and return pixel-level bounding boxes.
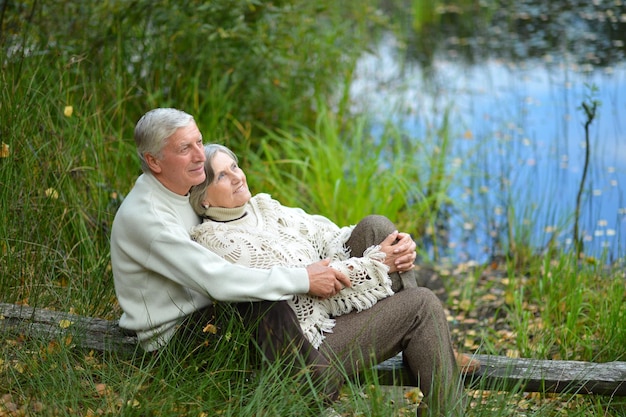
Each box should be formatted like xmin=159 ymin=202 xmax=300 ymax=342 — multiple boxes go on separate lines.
xmin=202 ymin=151 xmax=252 ymax=208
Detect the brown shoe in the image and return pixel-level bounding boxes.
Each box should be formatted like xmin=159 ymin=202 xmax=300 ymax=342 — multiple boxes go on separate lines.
xmin=455 ymin=351 xmax=481 ymax=375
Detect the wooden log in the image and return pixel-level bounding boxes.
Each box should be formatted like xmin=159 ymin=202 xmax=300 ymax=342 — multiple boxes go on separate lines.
xmin=472 ymin=354 xmax=626 ymax=396
xmin=2 ymin=303 xmax=625 ymax=396
xmin=0 ymin=302 xmax=138 ymax=355
xmin=374 ymin=353 xmax=626 ymax=397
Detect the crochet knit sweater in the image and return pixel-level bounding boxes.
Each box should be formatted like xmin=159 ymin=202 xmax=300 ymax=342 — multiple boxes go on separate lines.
xmin=190 ymin=193 xmax=394 ymax=348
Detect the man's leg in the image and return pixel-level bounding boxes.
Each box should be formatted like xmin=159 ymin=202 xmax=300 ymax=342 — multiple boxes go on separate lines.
xmin=234 ymin=300 xmax=344 ymax=403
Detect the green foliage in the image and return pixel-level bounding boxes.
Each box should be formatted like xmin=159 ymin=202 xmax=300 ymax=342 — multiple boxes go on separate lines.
xmin=1 ymin=0 xmax=383 ymax=138
xmin=0 ymin=54 xmax=119 ymax=315
xmin=0 ymin=313 xmax=421 ymax=416
xmin=1 ymin=1 xmax=625 ymax=416
xmin=248 ymin=108 xmax=419 ymax=227
xmin=495 ymin=253 xmax=626 ymax=363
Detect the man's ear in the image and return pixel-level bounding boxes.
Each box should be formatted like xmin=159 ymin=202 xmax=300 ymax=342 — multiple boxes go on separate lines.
xmin=145 ymin=153 xmax=162 ymax=174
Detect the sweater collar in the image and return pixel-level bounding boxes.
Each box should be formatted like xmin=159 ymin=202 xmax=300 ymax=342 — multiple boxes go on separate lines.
xmin=202 ymin=205 xmax=248 ymax=222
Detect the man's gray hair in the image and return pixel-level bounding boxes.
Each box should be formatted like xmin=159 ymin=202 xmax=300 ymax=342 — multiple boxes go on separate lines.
xmin=189 ymin=144 xmax=239 ymax=217
xmin=134 ymin=108 xmax=195 ymax=173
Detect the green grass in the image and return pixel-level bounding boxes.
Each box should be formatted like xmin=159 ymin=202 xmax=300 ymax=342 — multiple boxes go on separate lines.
xmin=2 ymin=1 xmax=625 ymax=415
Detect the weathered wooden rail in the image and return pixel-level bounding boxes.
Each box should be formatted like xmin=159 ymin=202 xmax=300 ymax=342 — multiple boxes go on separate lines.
xmin=2 ymin=303 xmax=625 ymax=397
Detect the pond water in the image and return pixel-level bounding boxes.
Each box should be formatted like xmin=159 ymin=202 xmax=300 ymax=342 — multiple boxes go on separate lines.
xmin=350 ymin=2 xmax=626 ymax=264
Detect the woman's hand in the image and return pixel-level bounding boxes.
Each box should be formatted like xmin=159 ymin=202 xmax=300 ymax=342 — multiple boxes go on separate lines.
xmin=379 ymin=231 xmax=416 ymax=273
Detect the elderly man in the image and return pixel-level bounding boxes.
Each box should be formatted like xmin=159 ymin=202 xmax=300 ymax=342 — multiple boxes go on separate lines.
xmin=111 ymin=108 xmax=464 ymax=416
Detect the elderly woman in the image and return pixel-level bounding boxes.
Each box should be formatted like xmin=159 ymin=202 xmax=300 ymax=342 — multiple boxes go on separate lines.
xmin=189 ymin=144 xmax=419 ymax=347
xmin=188 ymin=144 xmax=476 ymax=415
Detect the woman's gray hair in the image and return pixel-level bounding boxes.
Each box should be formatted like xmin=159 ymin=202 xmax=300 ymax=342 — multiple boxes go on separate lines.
xmin=189 ymin=144 xmax=239 ymax=216
xmin=134 ymin=108 xmax=195 ymax=173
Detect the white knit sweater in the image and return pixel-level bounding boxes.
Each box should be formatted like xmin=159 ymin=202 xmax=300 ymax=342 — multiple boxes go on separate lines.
xmin=190 ymin=193 xmax=394 ymax=348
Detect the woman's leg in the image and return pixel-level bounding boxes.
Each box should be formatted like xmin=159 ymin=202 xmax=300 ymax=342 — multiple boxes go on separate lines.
xmin=344 ymin=214 xmax=417 ymax=292
xmin=320 ymin=287 xmax=463 ymax=415
xmin=346 ymin=214 xmax=480 ymax=377
xmin=337 ymin=215 xmax=466 ymax=414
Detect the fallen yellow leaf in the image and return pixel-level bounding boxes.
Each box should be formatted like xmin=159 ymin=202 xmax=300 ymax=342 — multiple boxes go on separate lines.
xmin=64 ymin=105 xmax=73 ymax=117
xmin=45 ymin=188 xmax=59 ymax=199
xmin=458 ymin=299 xmax=472 ymax=311
xmin=127 ymin=399 xmax=140 ymax=408
xmin=203 ymin=323 xmax=217 ymax=334
xmin=47 ymin=340 xmax=60 ymax=354
xmin=95 ymin=383 xmax=108 ymax=397
xmin=404 ymin=387 xmax=424 ymax=405
xmin=59 ymin=319 xmax=73 ymax=329
xmin=506 ymin=349 xmax=520 ymax=358
xmin=0 ymin=142 xmax=9 ymax=158
xmin=13 ymin=362 xmax=25 ymax=373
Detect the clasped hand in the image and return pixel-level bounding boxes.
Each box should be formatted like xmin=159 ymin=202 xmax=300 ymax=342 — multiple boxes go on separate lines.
xmin=379 ymin=230 xmax=416 ymax=273
xmin=305 ymin=230 xmax=416 ymax=298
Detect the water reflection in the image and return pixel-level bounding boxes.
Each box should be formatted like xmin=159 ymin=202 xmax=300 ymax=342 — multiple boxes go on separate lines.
xmin=385 ymin=0 xmax=626 ymax=70
xmin=351 ymin=0 xmax=626 ymax=263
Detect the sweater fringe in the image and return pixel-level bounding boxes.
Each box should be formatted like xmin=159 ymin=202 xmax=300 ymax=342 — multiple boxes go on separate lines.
xmin=301 ymin=316 xmax=336 ymax=349
xmin=325 ymin=246 xmax=394 ymax=318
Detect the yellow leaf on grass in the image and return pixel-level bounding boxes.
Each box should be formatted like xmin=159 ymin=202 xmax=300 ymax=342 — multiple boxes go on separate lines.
xmin=404 ymin=387 xmax=424 ymax=405
xmin=64 ymin=106 xmax=73 ymax=117
xmin=95 ymin=383 xmax=108 ymax=397
xmin=45 ymin=188 xmax=59 ymax=199
xmin=0 ymin=142 xmax=9 ymax=158
xmin=506 ymin=349 xmax=520 ymax=358
xmin=59 ymin=319 xmax=73 ymax=329
xmin=458 ymin=299 xmax=472 ymax=311
xmin=127 ymin=399 xmax=140 ymax=408
xmin=504 ymin=290 xmax=515 ymax=305
xmin=13 ymin=362 xmax=25 ymax=373
xmin=203 ymin=323 xmax=217 ymax=334
xmin=464 ymin=336 xmax=478 ymax=350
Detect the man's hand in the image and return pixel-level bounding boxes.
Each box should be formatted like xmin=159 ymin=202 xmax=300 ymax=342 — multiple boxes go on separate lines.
xmin=306 ymin=259 xmax=351 ymax=299
xmin=379 ymin=231 xmax=417 ymax=273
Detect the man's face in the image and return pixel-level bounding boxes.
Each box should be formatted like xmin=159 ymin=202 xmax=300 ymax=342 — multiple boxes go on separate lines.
xmin=147 ymin=121 xmax=206 ymax=195
xmin=203 ymin=151 xmax=252 ymax=208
